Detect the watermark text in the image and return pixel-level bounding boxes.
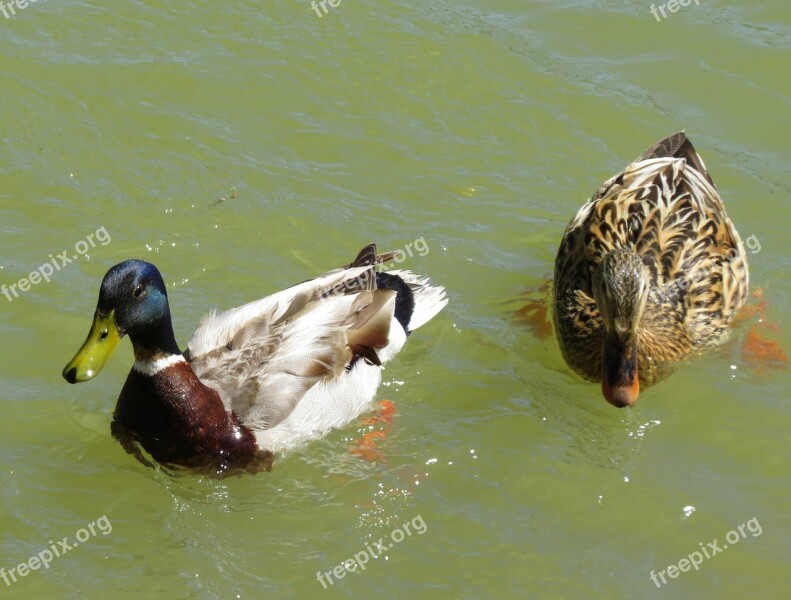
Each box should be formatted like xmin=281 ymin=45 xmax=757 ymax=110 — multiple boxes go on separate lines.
xmin=316 ymin=514 xmax=427 ymax=589
xmin=650 ymin=0 xmax=701 ymax=22
xmin=649 ymin=516 xmax=762 ymax=587
xmin=311 ymin=0 xmax=342 ymax=19
xmin=1 ymin=0 xmax=48 ymax=21
xmin=656 ymin=233 xmax=760 ymax=302
xmin=318 ymin=237 xmax=431 ymax=299
xmin=1 ymin=515 xmax=112 ymax=587
xmin=1 ymin=226 xmax=111 ymax=303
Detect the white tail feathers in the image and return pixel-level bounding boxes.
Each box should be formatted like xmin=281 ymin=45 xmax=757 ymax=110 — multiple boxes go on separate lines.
xmin=385 ymin=269 xmax=449 ymax=331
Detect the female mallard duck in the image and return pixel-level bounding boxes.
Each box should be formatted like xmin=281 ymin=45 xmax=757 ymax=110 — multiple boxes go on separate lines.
xmin=62 ymin=244 xmax=447 ymax=472
xmin=553 ymin=132 xmax=749 ymax=407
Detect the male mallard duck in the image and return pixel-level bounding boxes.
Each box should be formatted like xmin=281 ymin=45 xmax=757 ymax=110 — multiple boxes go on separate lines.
xmin=553 ymin=132 xmax=749 ymax=407
xmin=62 ymin=244 xmax=447 ymax=472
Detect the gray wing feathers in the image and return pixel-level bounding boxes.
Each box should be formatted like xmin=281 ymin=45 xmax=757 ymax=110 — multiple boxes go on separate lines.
xmin=186 ymin=269 xmax=400 ymax=432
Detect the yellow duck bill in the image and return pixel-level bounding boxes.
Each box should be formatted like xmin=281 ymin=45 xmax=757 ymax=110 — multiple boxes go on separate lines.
xmin=62 ymin=311 xmax=121 ymax=383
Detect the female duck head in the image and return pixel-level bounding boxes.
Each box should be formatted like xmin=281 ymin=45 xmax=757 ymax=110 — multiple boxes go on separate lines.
xmin=62 ymin=260 xmax=180 ymax=383
xmin=591 ymin=249 xmax=649 ymax=407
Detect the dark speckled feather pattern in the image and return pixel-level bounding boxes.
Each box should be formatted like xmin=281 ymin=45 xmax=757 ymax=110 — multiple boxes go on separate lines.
xmin=553 ymin=133 xmax=749 ymax=386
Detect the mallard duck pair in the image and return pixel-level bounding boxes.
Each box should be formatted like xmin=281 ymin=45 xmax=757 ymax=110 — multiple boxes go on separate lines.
xmin=62 ymin=132 xmax=750 ymax=472
xmin=553 ymin=132 xmax=749 ymax=406
xmin=63 ymin=244 xmax=447 ymax=473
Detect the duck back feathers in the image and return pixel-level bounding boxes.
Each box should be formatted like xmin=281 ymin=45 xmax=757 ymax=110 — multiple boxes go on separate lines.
xmin=553 ymin=133 xmax=749 ymax=389
xmin=183 ymin=244 xmax=447 ymax=453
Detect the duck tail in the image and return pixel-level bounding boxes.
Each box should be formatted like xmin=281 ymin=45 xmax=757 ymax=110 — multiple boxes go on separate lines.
xmin=347 ymin=243 xmax=404 ymax=269
xmin=377 ymin=270 xmax=448 ymax=334
xmin=348 ymin=244 xmax=447 ymax=334
xmin=638 ymin=131 xmax=715 ymax=187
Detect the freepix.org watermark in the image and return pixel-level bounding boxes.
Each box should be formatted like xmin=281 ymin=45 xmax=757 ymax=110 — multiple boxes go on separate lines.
xmin=1 ymin=515 xmax=112 ymax=587
xmin=649 ymin=516 xmax=762 ymax=588
xmin=1 ymin=226 xmax=111 ymax=303
xmin=656 ymin=233 xmax=761 ymax=302
xmin=316 ymin=514 xmax=428 ymax=589
xmin=650 ymin=0 xmax=701 ymax=22
xmin=318 ymin=237 xmax=431 ymax=299
xmin=0 ymin=0 xmax=47 ymax=21
xmin=310 ymin=0 xmax=342 ymax=19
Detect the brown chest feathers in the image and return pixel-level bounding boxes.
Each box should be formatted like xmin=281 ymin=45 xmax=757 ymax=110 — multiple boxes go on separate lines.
xmin=112 ymin=362 xmax=272 ymax=474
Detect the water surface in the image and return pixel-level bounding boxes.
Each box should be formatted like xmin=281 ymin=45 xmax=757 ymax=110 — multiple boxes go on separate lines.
xmin=1 ymin=0 xmax=789 ymax=598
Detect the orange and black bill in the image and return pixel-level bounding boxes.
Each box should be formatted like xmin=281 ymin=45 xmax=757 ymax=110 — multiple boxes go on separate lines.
xmin=601 ymin=332 xmax=640 ymax=407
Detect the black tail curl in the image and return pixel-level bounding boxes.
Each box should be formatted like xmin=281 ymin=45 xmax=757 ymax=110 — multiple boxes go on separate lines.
xmin=376 ymin=272 xmax=415 ymax=334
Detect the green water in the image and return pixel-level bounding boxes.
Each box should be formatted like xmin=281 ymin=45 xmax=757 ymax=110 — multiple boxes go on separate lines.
xmin=1 ymin=0 xmax=789 ymax=597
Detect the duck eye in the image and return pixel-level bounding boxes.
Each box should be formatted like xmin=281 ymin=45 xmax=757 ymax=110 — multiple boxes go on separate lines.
xmin=99 ymin=329 xmax=109 ymax=342
xmin=133 ymin=285 xmax=145 ymax=298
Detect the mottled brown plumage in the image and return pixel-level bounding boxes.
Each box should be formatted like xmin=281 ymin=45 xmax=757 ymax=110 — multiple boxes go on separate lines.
xmin=553 ymin=132 xmax=749 ymax=406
